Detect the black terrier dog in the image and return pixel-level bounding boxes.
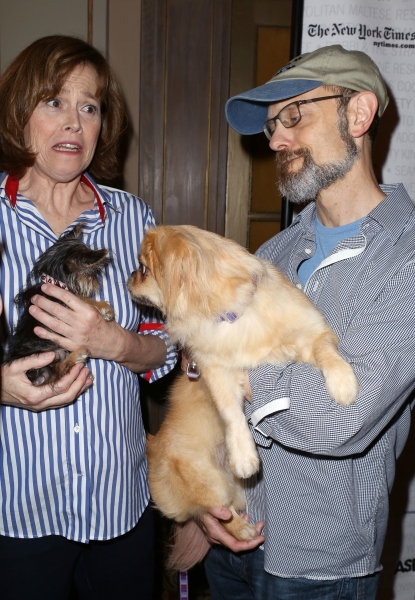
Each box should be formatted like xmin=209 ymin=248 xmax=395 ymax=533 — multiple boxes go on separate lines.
xmin=4 ymin=224 xmax=114 ymax=385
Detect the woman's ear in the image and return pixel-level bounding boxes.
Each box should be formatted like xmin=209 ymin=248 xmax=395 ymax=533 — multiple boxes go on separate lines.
xmin=348 ymin=91 xmax=378 ymax=139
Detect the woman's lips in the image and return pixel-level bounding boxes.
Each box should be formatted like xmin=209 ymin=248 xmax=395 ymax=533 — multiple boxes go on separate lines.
xmin=52 ymin=143 xmax=82 ymax=152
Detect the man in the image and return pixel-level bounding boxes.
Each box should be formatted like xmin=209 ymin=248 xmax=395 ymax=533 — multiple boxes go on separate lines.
xmin=201 ymin=44 xmax=415 ymax=599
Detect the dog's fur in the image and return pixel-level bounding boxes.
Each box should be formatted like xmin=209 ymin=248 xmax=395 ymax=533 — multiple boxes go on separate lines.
xmin=4 ymin=224 xmax=114 ymax=385
xmin=127 ymin=224 xmax=359 ymax=569
xmin=146 ymin=372 xmax=256 ymax=570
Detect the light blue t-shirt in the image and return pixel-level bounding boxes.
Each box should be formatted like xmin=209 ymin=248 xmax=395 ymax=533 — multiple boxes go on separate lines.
xmin=298 ymin=215 xmax=361 ymax=285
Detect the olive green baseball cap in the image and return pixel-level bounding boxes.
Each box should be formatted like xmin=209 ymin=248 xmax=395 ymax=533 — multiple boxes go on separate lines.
xmin=225 ymin=44 xmax=389 ymax=135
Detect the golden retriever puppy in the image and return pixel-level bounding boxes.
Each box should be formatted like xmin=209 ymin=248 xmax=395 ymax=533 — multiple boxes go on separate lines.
xmin=127 ymin=225 xmax=359 ymax=568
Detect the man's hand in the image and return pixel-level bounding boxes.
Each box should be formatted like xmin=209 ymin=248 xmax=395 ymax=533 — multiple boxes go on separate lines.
xmin=200 ymin=506 xmax=265 ymax=551
xmin=1 ymin=352 xmax=92 ymax=411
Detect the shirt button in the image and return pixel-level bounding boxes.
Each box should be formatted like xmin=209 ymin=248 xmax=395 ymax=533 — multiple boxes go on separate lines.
xmin=296 ymin=283 xmax=302 ymax=290
xmin=305 ymin=248 xmax=312 ymax=254
xmin=74 ymin=424 xmax=81 ymax=433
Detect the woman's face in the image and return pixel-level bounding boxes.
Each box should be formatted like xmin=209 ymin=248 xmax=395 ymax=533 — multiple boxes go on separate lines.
xmin=24 ymin=64 xmax=102 ymax=183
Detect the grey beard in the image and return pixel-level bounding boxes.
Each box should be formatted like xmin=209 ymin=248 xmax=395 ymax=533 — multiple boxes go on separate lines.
xmin=276 ymin=131 xmax=359 ymax=204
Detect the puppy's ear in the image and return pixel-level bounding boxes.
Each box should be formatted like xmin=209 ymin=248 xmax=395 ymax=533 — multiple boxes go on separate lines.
xmin=67 ymin=224 xmax=83 ymax=239
xmin=175 ymin=227 xmax=265 ymax=318
xmin=140 ymin=229 xmax=160 ymax=276
xmin=146 ymin=228 xmax=200 ymax=317
xmin=145 ymin=225 xmax=264 ymax=320
xmin=67 ymin=249 xmax=109 ymax=273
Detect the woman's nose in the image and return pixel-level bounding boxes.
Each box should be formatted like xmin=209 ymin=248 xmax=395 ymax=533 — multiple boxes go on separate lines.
xmin=63 ymin=109 xmax=82 ymax=133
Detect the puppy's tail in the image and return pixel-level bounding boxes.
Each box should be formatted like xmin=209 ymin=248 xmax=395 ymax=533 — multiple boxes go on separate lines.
xmin=167 ymin=520 xmax=211 ymax=571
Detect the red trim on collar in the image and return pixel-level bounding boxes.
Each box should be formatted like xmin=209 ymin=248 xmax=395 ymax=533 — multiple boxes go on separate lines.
xmin=81 ymin=174 xmax=105 ymax=223
xmin=143 ymin=371 xmax=153 ymax=382
xmin=5 ymin=175 xmax=18 ymax=206
xmin=4 ymin=174 xmax=105 ymax=223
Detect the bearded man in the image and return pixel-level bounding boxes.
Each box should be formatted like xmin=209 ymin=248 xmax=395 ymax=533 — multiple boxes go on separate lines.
xmin=200 ymin=45 xmax=415 ymax=600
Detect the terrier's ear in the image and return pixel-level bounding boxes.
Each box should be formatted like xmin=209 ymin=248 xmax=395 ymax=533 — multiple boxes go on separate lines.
xmin=67 ymin=249 xmax=109 ymax=273
xmin=67 ymin=223 xmax=83 ymax=239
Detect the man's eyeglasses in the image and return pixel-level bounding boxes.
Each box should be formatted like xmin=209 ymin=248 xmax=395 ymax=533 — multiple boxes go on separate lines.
xmin=263 ymin=94 xmax=354 ymax=140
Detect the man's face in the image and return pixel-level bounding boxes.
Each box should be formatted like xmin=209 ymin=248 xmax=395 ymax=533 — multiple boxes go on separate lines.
xmin=266 ymin=88 xmax=359 ymax=204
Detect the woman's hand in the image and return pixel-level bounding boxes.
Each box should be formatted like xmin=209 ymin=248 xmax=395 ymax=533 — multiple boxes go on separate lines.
xmin=29 ymin=283 xmax=117 ymax=360
xmin=199 ymin=507 xmax=265 ymax=551
xmin=29 ymin=283 xmax=166 ymax=372
xmin=1 ymin=352 xmax=92 ymax=411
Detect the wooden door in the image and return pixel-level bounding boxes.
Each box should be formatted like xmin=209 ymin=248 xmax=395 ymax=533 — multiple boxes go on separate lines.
xmin=139 ymin=0 xmax=232 ymax=234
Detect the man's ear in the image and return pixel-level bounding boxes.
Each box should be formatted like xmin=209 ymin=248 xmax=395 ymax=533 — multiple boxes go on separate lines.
xmin=348 ymin=91 xmax=378 ymax=139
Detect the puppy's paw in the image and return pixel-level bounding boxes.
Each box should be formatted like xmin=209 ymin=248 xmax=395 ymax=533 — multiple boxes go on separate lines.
xmin=96 ymin=302 xmax=115 ymax=321
xmin=324 ymin=362 xmax=359 ymax=406
xmin=234 ymin=521 xmax=259 ymax=542
xmin=101 ymin=306 xmax=115 ymax=322
xmin=228 ymin=444 xmax=260 ymax=479
xmin=223 ymin=510 xmax=259 ymax=541
xmin=75 ymin=349 xmax=91 ymax=364
xmin=52 ymin=349 xmax=91 ymax=381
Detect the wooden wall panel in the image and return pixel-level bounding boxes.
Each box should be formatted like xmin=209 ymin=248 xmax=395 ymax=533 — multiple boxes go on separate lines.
xmin=207 ymin=0 xmax=232 ymax=234
xmin=139 ymin=0 xmax=167 ymax=224
xmin=139 ymin=0 xmax=231 ymax=232
xmin=164 ymin=0 xmax=212 ymax=227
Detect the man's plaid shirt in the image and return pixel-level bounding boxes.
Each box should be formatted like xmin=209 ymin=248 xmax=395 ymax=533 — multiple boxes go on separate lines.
xmin=246 ymin=184 xmax=415 ymax=579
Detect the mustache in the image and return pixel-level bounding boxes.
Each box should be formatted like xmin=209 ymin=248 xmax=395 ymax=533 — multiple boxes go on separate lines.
xmin=275 ymin=148 xmax=309 ymax=168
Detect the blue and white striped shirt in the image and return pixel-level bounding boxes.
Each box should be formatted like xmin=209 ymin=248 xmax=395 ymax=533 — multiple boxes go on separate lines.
xmin=247 ymin=184 xmax=415 ymax=579
xmin=0 ymin=172 xmax=177 ymax=542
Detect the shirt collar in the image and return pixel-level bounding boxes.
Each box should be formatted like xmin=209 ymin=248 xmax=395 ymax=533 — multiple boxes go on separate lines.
xmin=292 ymin=184 xmax=414 ymax=245
xmin=1 ymin=172 xmax=106 ymax=223
xmin=365 ymin=184 xmax=414 ymax=243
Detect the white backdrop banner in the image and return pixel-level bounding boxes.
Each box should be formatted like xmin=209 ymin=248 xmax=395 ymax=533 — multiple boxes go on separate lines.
xmin=301 ymin=2 xmax=415 ymax=598
xmin=301 ymin=0 xmax=415 ymax=202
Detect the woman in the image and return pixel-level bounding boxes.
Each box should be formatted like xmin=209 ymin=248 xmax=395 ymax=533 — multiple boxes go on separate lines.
xmin=0 ymin=35 xmax=176 ymax=599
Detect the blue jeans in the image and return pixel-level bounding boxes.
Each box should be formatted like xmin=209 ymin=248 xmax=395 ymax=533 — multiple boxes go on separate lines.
xmin=204 ymin=546 xmax=380 ymax=600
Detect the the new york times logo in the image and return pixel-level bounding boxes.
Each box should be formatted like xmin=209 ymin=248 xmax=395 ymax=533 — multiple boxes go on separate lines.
xmin=308 ymin=23 xmax=415 ymax=42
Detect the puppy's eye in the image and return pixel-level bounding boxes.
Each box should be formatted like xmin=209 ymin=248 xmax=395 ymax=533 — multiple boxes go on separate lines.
xmin=139 ymin=261 xmax=147 ymax=277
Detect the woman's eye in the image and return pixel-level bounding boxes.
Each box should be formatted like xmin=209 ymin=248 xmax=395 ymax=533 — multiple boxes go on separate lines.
xmin=46 ymin=99 xmax=60 ymax=108
xmin=83 ymin=104 xmax=99 ymax=115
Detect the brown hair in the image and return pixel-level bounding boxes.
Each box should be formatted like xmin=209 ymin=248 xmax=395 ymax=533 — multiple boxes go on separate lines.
xmin=0 ymin=35 xmax=127 ymax=180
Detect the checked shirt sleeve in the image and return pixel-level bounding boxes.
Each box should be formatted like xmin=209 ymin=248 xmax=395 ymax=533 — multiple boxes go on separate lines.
xmin=137 ymin=308 xmax=177 ymax=384
xmin=136 ymin=206 xmax=178 ymax=383
xmin=248 ymin=258 xmax=415 ymax=458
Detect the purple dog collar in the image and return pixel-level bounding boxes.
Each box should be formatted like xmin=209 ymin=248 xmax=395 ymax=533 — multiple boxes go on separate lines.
xmin=218 ymin=275 xmax=258 ymax=323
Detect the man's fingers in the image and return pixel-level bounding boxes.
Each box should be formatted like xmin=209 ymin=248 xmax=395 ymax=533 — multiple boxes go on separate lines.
xmin=207 ymin=506 xmax=232 ymax=520
xmin=202 ymin=509 xmax=265 ymax=551
xmin=254 ymin=520 xmax=265 ymax=536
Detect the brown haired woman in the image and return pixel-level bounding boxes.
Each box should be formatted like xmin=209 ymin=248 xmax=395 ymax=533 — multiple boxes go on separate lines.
xmin=0 ymin=35 xmax=177 ymax=600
